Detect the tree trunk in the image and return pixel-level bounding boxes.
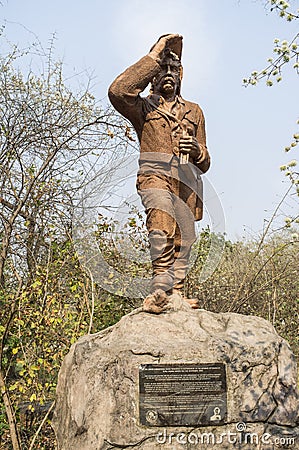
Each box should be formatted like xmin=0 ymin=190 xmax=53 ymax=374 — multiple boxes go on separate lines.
xmin=0 ymin=370 xmax=21 ymax=450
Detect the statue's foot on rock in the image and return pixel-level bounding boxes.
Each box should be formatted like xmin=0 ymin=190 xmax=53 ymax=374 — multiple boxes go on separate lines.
xmin=173 ymin=289 xmax=200 ymax=309
xmin=184 ymin=297 xmax=200 ymax=309
xmin=143 ymin=289 xmax=200 ymax=313
xmin=143 ymin=289 xmax=169 ymax=314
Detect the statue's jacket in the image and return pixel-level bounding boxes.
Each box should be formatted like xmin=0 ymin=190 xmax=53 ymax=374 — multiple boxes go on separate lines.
xmin=108 ymin=55 xmax=211 ymax=221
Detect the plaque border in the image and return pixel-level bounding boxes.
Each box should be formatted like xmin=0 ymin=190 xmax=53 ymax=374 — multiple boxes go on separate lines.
xmin=138 ymin=362 xmax=228 ymax=427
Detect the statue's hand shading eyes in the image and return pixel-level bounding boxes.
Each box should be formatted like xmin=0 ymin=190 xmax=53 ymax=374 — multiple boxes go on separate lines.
xmin=149 ymin=34 xmax=182 ymax=62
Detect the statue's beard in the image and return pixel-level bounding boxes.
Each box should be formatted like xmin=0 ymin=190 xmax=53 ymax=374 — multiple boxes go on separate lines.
xmin=152 ymin=76 xmax=179 ymax=96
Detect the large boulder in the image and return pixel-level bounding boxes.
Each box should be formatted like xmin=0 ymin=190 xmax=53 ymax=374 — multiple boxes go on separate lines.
xmin=52 ymin=295 xmax=299 ymax=449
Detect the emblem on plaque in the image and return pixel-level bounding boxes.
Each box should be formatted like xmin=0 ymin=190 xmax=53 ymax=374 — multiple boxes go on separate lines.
xmin=145 ymin=410 xmax=158 ymax=424
xmin=210 ymin=407 xmax=222 ymax=421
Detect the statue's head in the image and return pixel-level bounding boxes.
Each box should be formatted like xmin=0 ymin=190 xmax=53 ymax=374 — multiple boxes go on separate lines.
xmin=150 ymin=35 xmax=183 ymax=98
xmin=151 ymin=51 xmax=183 ymax=97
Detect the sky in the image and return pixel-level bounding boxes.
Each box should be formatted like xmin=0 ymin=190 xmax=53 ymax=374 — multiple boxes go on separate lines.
xmin=1 ymin=0 xmax=298 ymax=241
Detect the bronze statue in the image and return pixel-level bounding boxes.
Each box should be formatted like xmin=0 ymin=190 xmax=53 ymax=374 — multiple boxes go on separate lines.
xmin=108 ymin=34 xmax=210 ymax=308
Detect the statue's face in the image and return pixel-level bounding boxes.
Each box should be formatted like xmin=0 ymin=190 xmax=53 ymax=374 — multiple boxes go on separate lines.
xmin=152 ymin=57 xmax=181 ymax=98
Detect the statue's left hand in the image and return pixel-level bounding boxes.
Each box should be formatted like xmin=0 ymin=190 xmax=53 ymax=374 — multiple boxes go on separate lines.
xmin=179 ymin=136 xmax=201 ymax=160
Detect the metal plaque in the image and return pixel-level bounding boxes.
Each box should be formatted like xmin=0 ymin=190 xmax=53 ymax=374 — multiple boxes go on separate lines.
xmin=139 ymin=363 xmax=227 ymax=427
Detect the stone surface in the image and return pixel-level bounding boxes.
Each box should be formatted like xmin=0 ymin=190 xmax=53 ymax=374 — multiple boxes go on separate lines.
xmin=52 ymin=295 xmax=299 ymax=449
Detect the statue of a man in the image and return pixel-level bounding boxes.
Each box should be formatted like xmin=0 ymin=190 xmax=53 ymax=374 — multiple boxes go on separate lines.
xmin=108 ymin=34 xmax=210 ymax=307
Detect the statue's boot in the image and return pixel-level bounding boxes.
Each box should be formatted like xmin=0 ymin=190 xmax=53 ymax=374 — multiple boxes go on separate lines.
xmin=149 ymin=231 xmax=175 ymax=293
xmin=172 ymin=288 xmax=200 ymax=309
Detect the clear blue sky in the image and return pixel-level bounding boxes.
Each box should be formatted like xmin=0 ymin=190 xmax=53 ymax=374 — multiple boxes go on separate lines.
xmin=2 ymin=0 xmax=298 ymax=240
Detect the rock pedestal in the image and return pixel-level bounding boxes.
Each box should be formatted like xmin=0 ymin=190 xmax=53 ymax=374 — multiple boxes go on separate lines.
xmin=52 ymin=295 xmax=299 ymax=449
